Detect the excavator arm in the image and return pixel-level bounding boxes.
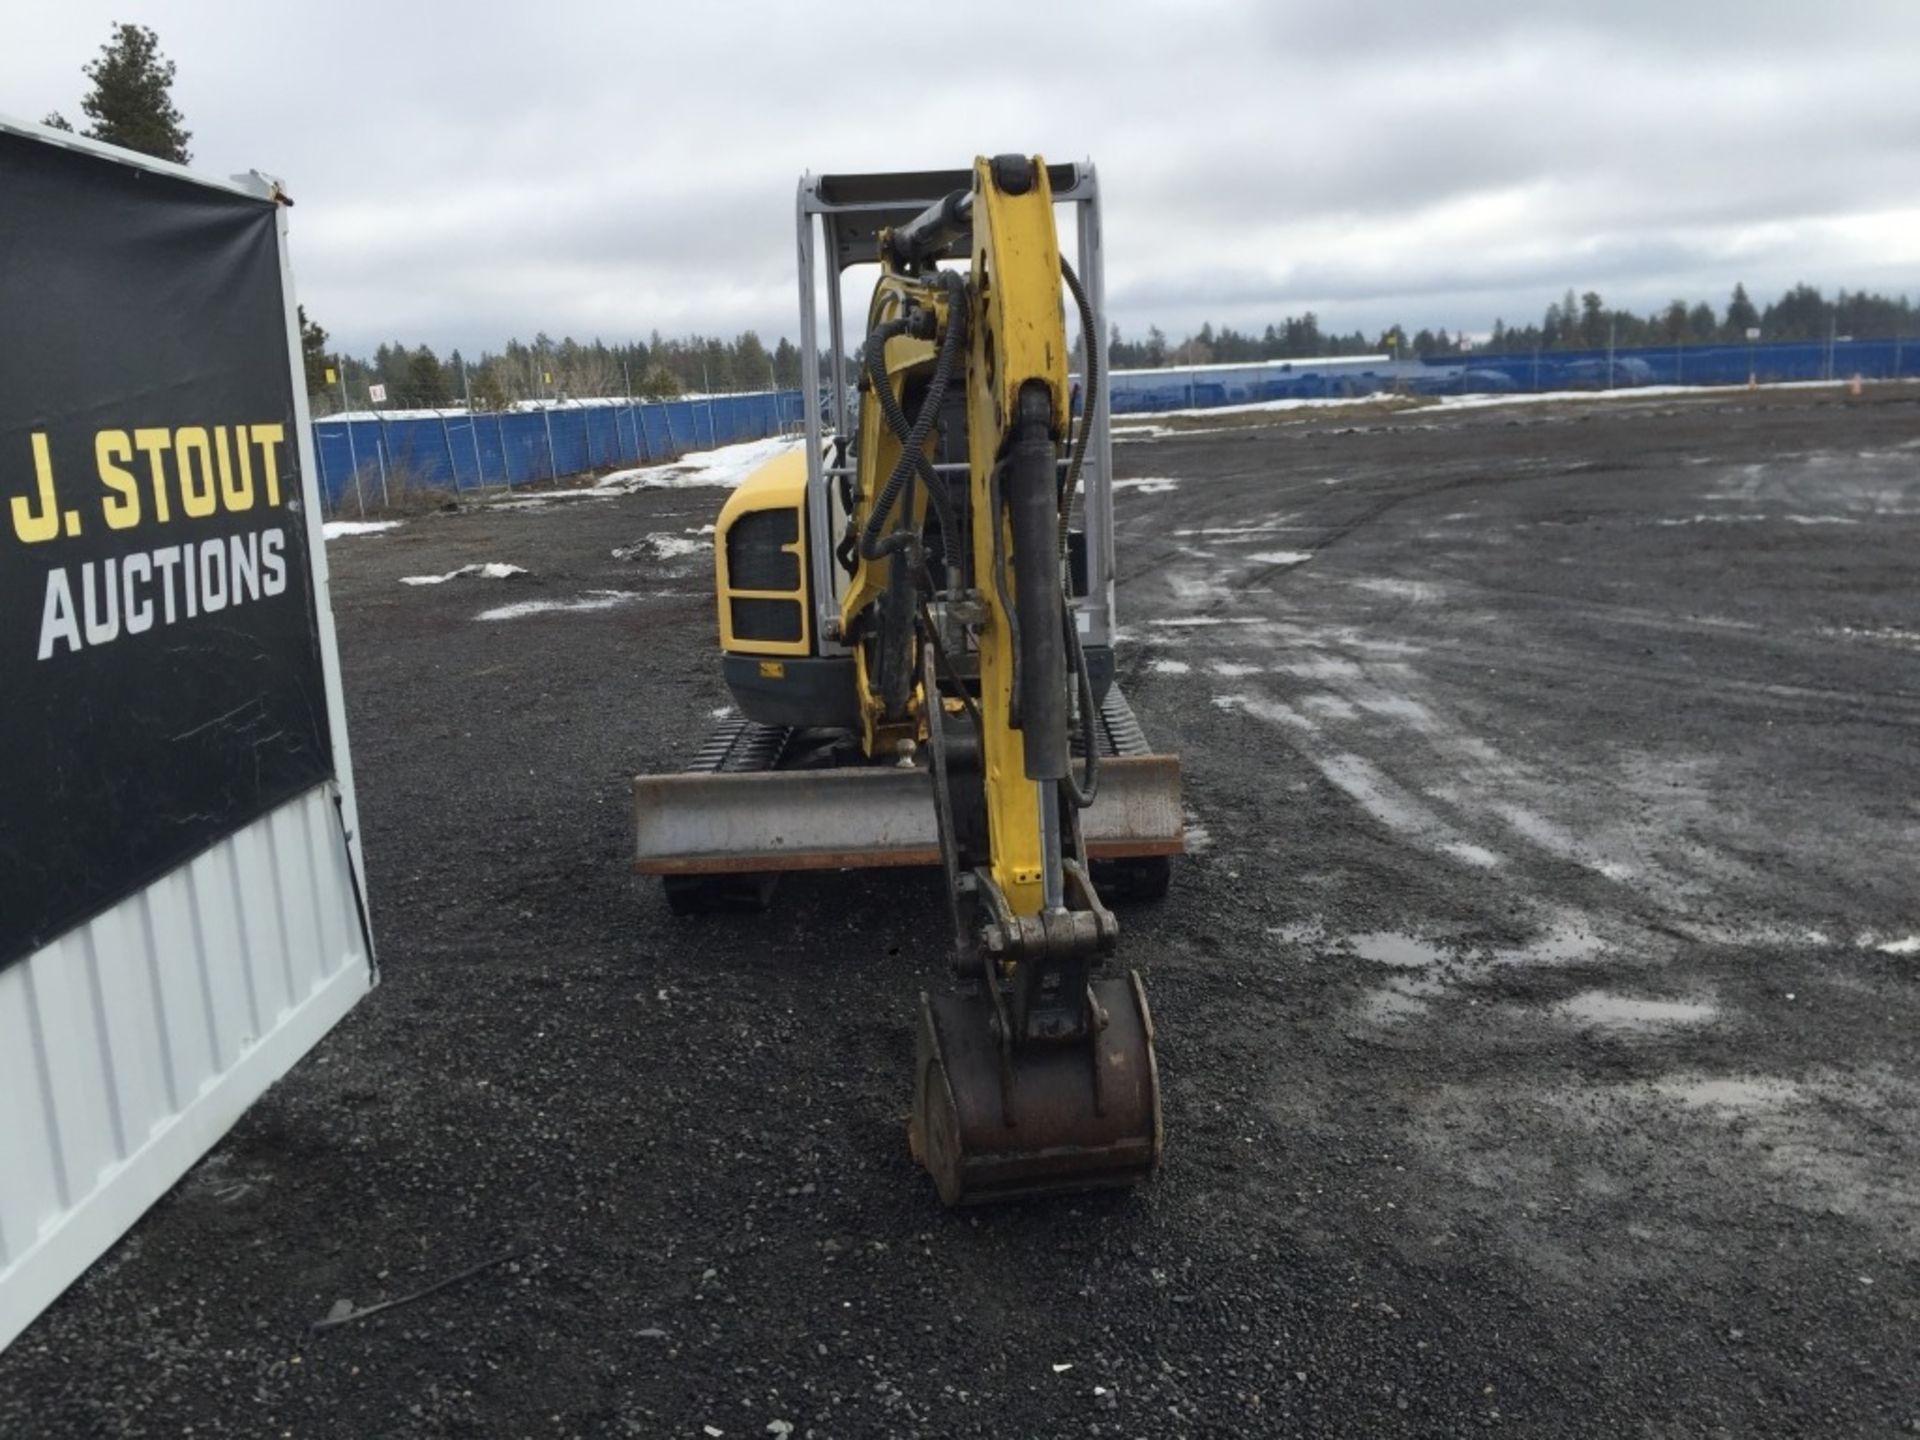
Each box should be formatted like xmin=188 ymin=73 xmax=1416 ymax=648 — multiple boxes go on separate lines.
xmin=633 ymin=156 xmax=1176 ymax=1205
xmin=840 ymin=156 xmax=1162 ymax=1203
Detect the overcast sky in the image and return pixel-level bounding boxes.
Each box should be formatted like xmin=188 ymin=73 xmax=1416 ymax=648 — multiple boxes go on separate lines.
xmin=9 ymin=2 xmax=1919 ymax=356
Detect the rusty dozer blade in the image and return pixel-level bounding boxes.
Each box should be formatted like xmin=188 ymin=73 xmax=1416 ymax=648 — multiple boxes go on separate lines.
xmin=910 ymin=971 xmax=1162 ymax=1205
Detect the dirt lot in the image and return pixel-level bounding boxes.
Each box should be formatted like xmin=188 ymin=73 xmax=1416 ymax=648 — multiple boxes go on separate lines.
xmin=5 ymin=385 xmax=1918 ymax=1438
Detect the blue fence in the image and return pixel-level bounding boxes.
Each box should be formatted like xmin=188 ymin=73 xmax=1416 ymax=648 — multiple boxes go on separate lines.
xmin=1108 ymin=338 xmax=1920 ymax=413
xmin=313 ymin=389 xmax=806 ymax=511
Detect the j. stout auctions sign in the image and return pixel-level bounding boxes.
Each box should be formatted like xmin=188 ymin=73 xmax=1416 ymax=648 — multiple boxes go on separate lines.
xmin=1 ymin=135 xmax=334 ymax=968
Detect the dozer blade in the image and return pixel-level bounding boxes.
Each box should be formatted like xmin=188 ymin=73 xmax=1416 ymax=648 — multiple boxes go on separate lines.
xmin=633 ymin=754 xmax=1181 ymax=875
xmin=910 ymin=972 xmax=1162 ymax=1205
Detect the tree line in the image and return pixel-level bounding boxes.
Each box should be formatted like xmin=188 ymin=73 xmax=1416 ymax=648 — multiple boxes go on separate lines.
xmin=1116 ymin=282 xmax=1916 ymax=367
xmin=301 ymin=325 xmax=809 ymax=414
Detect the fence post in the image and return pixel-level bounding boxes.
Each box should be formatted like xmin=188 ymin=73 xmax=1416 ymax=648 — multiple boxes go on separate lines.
xmin=439 ymin=410 xmax=460 ymax=492
xmin=470 ymin=409 xmax=484 ymax=489
xmin=314 ymin=423 xmax=332 ymax=516
xmin=337 ymin=376 xmax=364 ymax=516
xmin=542 ymin=403 xmax=558 ymax=483
xmin=500 ymin=412 xmax=513 ymax=490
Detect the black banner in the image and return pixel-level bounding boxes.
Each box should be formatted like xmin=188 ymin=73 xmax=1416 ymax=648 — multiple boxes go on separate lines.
xmin=0 ymin=134 xmax=334 ymax=968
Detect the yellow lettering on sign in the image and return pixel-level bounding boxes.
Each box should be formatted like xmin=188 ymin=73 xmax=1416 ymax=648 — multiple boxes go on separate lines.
xmin=133 ymin=428 xmax=173 ymax=523
xmin=12 ymin=433 xmax=62 ymax=543
xmin=175 ymin=428 xmax=217 ymax=519
xmin=251 ymin=424 xmax=286 ymax=506
xmin=96 ymin=430 xmax=141 ymax=529
xmin=213 ymin=425 xmax=254 ymax=511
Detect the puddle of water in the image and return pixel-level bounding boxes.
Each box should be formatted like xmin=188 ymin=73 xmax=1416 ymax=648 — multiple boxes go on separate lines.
xmin=1356 ymin=696 xmax=1437 ymax=732
xmin=1654 ymin=1076 xmax=1798 ymax=1109
xmin=1360 ymin=987 xmax=1429 ymax=1022
xmin=1265 ymin=920 xmax=1326 ymax=945
xmin=1555 ymin=990 xmax=1717 ymax=1029
xmin=1301 ymin=694 xmax=1359 ymax=720
xmin=1495 ymin=925 xmax=1607 ymax=966
xmin=1441 ymin=841 xmax=1503 ymax=870
xmin=1349 ymin=931 xmax=1446 ymax=969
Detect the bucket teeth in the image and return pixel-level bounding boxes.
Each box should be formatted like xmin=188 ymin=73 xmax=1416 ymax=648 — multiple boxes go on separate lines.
xmin=911 ymin=972 xmax=1161 ymax=1205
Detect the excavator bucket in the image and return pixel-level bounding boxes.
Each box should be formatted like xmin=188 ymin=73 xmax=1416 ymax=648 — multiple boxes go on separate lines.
xmin=909 ymin=972 xmax=1162 ymax=1205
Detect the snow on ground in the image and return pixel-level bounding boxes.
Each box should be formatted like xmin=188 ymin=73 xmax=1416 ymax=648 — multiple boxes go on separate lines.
xmin=588 ymin=436 xmax=799 ymax=493
xmin=323 ymin=520 xmax=403 ymax=539
xmin=468 ymin=437 xmax=800 ymax=510
xmin=1112 ymin=477 xmax=1181 ymax=493
xmin=612 ymin=527 xmax=714 ymax=561
xmin=1112 ymin=377 xmax=1864 ymax=430
xmin=400 ymin=563 xmax=527 ymax=586
xmin=475 ymin=590 xmax=644 ymax=621
xmin=1428 ymin=381 xmax=1849 ymax=412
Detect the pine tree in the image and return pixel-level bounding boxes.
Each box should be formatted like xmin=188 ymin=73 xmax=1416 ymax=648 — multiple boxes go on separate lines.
xmin=1724 ymin=283 xmax=1759 ymax=339
xmin=76 ymin=24 xmax=192 ymax=163
xmin=299 ymin=306 xmax=331 ymax=395
xmin=406 ymin=346 xmax=449 ymax=406
xmin=1580 ymin=291 xmax=1606 ymax=349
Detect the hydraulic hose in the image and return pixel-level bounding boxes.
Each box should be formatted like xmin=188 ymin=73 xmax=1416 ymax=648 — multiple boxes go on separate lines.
xmin=860 ymin=271 xmax=967 ymax=563
xmin=1061 ymin=598 xmax=1099 ymax=809
xmin=1057 ymin=259 xmax=1098 ymax=561
xmin=1057 ymin=258 xmax=1101 ymax=806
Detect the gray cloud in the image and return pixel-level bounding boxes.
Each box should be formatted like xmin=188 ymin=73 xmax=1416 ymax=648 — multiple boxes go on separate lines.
xmin=7 ymin=1 xmax=1918 ymax=355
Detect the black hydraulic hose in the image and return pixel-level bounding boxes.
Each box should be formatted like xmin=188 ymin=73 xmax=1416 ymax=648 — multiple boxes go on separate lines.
xmin=1062 ymin=598 xmax=1099 ymax=808
xmin=1058 ymin=259 xmax=1098 ymax=561
xmin=987 ymin=460 xmax=1023 ymax=728
xmin=860 ymin=272 xmax=966 ymax=563
xmin=1056 ymin=259 xmax=1102 ymax=806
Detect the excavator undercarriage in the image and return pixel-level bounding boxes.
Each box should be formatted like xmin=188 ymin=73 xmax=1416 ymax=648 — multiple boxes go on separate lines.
xmin=633 ymin=156 xmax=1183 ymax=1203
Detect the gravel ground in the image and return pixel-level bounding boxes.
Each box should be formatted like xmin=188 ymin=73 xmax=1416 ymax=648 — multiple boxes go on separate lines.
xmin=4 ymin=385 xmax=1918 ymax=1438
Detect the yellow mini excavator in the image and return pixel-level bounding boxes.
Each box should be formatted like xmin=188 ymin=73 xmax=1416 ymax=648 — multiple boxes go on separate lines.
xmin=633 ymin=157 xmax=1184 ymax=1203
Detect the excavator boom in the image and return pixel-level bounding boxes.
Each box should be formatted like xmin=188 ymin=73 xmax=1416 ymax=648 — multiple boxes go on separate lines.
xmin=634 ymin=157 xmax=1180 ymax=1203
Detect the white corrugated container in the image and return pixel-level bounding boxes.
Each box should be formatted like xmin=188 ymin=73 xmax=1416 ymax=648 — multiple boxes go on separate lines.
xmin=0 ymin=117 xmax=375 ymax=1352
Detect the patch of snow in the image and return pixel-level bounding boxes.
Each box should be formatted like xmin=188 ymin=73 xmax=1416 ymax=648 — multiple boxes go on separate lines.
xmin=592 ymin=436 xmax=799 ymax=493
xmin=1248 ymin=550 xmax=1313 ymax=566
xmin=1149 ymin=616 xmax=1265 ymax=628
xmin=1554 ymin=991 xmax=1718 ymax=1029
xmin=476 ymin=589 xmax=642 ymax=621
xmin=1112 ymin=477 xmax=1180 ymax=493
xmin=400 ymin=563 xmax=527 ymax=586
xmin=614 ymin=533 xmax=709 ymax=561
xmin=1148 ymin=658 xmax=1192 ymax=675
xmin=323 ymin=520 xmax=402 ymax=539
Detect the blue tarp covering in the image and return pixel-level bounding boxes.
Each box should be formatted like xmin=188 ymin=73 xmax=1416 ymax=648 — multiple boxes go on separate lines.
xmin=1108 ymin=338 xmax=1920 ymax=414
xmin=312 ymin=390 xmax=806 ymax=511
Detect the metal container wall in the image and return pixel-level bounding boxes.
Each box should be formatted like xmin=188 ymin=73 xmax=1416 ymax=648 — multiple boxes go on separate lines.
xmin=0 ymin=787 xmax=370 ymax=1351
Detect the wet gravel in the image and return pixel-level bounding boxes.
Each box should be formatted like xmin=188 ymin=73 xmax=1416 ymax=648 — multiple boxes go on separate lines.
xmin=3 ymin=385 xmax=1917 ymax=1437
